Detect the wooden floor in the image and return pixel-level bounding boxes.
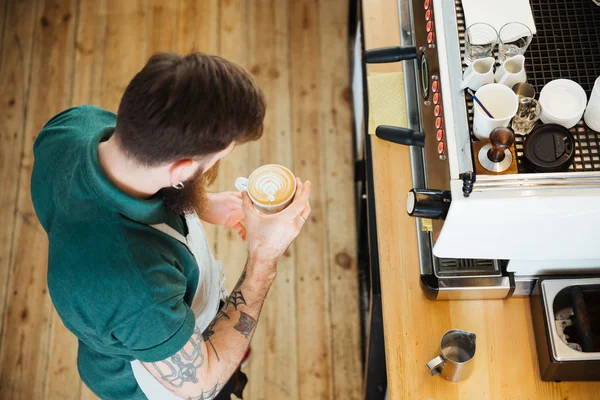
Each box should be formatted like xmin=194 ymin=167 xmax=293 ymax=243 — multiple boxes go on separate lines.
xmin=0 ymin=0 xmax=361 ymax=399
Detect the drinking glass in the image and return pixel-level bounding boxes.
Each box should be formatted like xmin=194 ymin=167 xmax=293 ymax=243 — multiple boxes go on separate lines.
xmin=512 ymin=97 xmax=542 ymax=135
xmin=464 ymin=23 xmax=499 ymax=65
xmin=499 ymin=22 xmax=533 ymax=62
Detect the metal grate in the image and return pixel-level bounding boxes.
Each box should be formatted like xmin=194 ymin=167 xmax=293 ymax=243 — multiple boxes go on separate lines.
xmin=435 ymin=257 xmax=501 ymax=278
xmin=455 ymin=0 xmax=600 ymax=172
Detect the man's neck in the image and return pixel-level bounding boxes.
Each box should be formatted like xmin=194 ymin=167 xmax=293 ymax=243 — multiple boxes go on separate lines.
xmin=97 ymin=135 xmax=161 ymax=199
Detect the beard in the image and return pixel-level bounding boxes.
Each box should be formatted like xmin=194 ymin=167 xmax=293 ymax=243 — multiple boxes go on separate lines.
xmin=156 ymin=161 xmax=220 ymax=215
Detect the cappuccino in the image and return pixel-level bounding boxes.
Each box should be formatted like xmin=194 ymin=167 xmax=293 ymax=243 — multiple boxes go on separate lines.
xmin=235 ymin=165 xmax=296 ymax=213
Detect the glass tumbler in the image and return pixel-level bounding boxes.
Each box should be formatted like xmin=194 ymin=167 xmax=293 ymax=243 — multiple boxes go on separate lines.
xmin=499 ymin=22 xmax=533 ymax=62
xmin=464 ymin=23 xmax=498 ymax=65
xmin=512 ymin=97 xmax=542 ymax=135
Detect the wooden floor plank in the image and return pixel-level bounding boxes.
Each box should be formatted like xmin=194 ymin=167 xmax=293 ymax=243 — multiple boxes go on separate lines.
xmin=178 ymin=0 xmax=219 ymax=54
xmin=147 ymin=0 xmax=179 ymax=54
xmin=71 ymin=0 xmax=106 ymax=108
xmin=289 ymin=0 xmax=334 ymax=398
xmin=244 ymin=1 xmax=300 ymax=399
xmin=100 ymin=0 xmax=147 ymax=112
xmin=0 ymin=0 xmax=39 ymax=367
xmin=0 ymin=0 xmax=78 ymax=398
xmin=318 ymin=0 xmax=363 ymax=398
xmin=0 ymin=0 xmax=7 ymax=60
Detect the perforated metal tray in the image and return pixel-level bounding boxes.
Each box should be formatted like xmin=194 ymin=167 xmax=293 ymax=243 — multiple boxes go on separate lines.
xmin=456 ymin=0 xmax=600 ymax=172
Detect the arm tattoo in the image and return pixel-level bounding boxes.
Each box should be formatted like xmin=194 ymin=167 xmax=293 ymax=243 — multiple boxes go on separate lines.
xmin=188 ymin=382 xmax=223 ymax=400
xmin=202 ymin=310 xmax=229 ymax=361
xmin=226 ymin=270 xmax=247 ymax=310
xmin=226 ymin=289 xmax=247 ymax=310
xmin=234 ymin=311 xmax=256 ymax=339
xmin=151 ymin=327 xmax=204 ymax=388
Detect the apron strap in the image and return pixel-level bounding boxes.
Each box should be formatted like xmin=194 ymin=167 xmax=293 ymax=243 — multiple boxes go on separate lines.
xmin=149 ymin=223 xmax=188 ymax=247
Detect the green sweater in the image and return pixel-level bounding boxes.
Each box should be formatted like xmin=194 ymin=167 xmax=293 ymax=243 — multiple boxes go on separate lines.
xmin=31 ymin=105 xmax=199 ymax=399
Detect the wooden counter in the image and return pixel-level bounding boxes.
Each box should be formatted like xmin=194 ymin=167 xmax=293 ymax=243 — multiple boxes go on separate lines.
xmin=362 ymin=0 xmax=600 ymax=398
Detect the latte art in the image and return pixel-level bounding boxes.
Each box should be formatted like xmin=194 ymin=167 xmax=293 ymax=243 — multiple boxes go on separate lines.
xmin=248 ymin=165 xmax=296 ymax=205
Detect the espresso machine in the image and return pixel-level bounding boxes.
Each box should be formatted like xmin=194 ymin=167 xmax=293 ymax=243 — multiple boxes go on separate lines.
xmin=364 ymin=0 xmax=600 ymax=300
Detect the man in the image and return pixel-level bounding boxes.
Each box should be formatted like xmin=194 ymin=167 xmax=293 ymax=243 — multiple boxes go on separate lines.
xmin=31 ymin=52 xmax=311 ymax=400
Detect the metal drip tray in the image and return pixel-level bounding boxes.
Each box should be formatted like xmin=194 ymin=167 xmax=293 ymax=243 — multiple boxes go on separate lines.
xmin=456 ymin=0 xmax=600 ymax=172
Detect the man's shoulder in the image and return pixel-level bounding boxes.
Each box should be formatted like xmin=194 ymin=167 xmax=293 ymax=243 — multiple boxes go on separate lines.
xmin=40 ymin=105 xmax=115 ymax=132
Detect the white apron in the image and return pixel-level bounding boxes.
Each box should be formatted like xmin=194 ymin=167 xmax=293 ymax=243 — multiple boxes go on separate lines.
xmin=130 ymin=212 xmax=227 ymax=400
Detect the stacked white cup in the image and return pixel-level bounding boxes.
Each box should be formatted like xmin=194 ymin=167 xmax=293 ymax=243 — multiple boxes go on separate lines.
xmin=584 ymin=77 xmax=600 ymax=132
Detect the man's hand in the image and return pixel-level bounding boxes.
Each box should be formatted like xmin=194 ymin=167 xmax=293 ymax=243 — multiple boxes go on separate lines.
xmin=242 ymin=178 xmax=312 ymax=272
xmin=200 ymin=192 xmax=246 ymax=239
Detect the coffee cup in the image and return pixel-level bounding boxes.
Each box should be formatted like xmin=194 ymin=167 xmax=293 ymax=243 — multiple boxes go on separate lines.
xmin=235 ymin=164 xmax=297 ymax=214
xmin=473 ymin=83 xmax=519 ymax=140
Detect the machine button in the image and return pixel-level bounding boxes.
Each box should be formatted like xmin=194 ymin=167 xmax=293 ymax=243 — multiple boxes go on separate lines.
xmin=437 ymin=141 xmax=445 ymax=154
xmin=435 ymin=117 xmax=443 ymax=129
xmin=434 ymin=104 xmax=442 ymax=117
xmin=426 ymin=20 xmax=434 ymax=33
xmin=424 ymin=0 xmax=431 ymax=10
xmin=425 ymin=9 xmax=432 ymax=21
xmin=436 ymin=129 xmax=444 ymax=141
xmin=432 ymin=80 xmax=440 ymax=93
xmin=433 ymin=92 xmax=440 ymax=105
xmin=427 ymin=32 xmax=435 ymax=44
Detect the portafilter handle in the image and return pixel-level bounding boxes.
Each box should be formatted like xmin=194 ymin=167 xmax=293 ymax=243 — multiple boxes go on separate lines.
xmin=376 ymin=125 xmax=425 ymax=147
xmin=487 ymin=127 xmax=515 ymax=163
xmin=363 ymin=46 xmax=418 ymax=64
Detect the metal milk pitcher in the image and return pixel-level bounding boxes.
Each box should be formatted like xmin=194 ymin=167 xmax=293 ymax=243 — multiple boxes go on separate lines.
xmin=426 ymin=329 xmax=476 ymax=382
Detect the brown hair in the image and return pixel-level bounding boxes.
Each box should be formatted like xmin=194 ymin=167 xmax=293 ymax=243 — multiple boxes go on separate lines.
xmin=115 ymin=52 xmax=265 ymax=166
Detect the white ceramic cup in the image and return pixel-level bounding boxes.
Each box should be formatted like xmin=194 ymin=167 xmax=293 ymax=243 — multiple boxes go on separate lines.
xmin=473 ymin=83 xmax=519 ymax=140
xmin=460 ymin=57 xmax=495 ymax=91
xmin=494 ymin=55 xmax=527 ymax=88
xmin=235 ymin=164 xmax=297 ymax=214
xmin=584 ymin=76 xmax=600 ymax=132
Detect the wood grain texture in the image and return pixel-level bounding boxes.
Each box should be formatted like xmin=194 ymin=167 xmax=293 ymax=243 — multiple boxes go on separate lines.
xmin=0 ymin=0 xmax=39 ymax=366
xmin=0 ymin=0 xmax=361 ymax=398
xmin=318 ymin=0 xmax=362 ymax=398
xmin=245 ymin=1 xmax=300 ymax=399
xmin=362 ymin=0 xmax=600 ymax=399
xmin=290 ymin=1 xmax=334 ymax=399
xmin=0 ymin=0 xmax=77 ymax=398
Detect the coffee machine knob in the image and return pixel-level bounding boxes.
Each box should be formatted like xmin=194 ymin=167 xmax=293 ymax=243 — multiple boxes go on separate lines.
xmin=406 ymin=189 xmax=451 ymax=220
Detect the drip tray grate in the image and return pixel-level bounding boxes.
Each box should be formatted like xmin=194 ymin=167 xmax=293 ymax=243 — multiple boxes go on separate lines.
xmin=435 ymin=258 xmax=501 ymax=278
xmin=455 ymin=0 xmax=600 ymax=172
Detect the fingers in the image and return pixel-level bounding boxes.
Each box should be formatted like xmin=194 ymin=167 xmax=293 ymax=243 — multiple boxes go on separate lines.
xmin=241 ymin=191 xmax=258 ymax=216
xmin=233 ymin=222 xmax=247 ymax=241
xmin=282 ymin=180 xmax=311 ymax=218
xmin=301 ymin=201 xmax=312 ymax=221
xmin=295 ymin=201 xmax=312 ymax=227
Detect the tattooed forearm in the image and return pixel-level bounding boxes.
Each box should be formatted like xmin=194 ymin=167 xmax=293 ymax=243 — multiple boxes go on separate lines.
xmin=187 ymin=382 xmax=223 ymax=400
xmin=151 ymin=327 xmax=205 ymax=388
xmin=234 ymin=311 xmax=256 ymax=339
xmin=202 ymin=311 xmax=229 ymax=361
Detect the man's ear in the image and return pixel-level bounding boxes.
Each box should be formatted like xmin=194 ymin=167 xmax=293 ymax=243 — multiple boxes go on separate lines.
xmin=169 ymin=159 xmax=195 ymax=186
